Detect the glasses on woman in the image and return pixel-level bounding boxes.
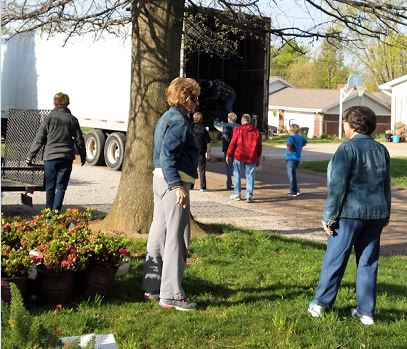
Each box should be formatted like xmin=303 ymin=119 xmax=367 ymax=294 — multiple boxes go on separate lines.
xmin=188 ymin=95 xmax=199 ymax=103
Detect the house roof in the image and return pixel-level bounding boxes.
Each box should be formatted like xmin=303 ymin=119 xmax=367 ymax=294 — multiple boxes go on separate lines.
xmin=269 ymin=88 xmax=390 ymax=113
xmin=268 ymin=76 xmax=293 ymax=94
xmin=379 ymin=74 xmax=407 ymax=90
xmin=269 ymin=76 xmax=293 ymax=87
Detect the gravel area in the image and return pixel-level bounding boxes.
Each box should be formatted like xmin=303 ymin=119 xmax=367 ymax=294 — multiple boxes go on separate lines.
xmin=2 ymin=143 xmax=406 ymax=255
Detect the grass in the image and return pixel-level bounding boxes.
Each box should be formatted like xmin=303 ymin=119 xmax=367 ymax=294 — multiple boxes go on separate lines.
xmin=301 ymin=157 xmax=407 ymax=188
xmin=23 ymin=228 xmax=407 ymax=349
xmin=263 ymin=135 xmax=339 ymax=146
xmin=80 ymin=127 xmax=93 ymax=135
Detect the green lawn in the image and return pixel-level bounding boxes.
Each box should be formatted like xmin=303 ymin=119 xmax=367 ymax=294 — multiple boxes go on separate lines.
xmin=301 ymin=157 xmax=407 ymax=188
xmin=263 ymin=135 xmax=339 ymax=146
xmin=9 ymin=229 xmax=407 ymax=349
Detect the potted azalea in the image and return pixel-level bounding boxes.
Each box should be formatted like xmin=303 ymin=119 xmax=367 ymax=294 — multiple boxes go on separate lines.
xmin=79 ymin=233 xmax=131 ymax=298
xmin=1 ymin=215 xmax=35 ymax=303
xmin=21 ymin=208 xmax=94 ymax=304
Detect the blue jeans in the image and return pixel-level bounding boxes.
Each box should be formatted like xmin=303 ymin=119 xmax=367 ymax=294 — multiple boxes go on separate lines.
xmin=224 ymin=93 xmax=236 ymax=113
xmin=224 ymin=154 xmax=234 ymax=188
xmin=314 ymin=218 xmax=386 ymax=316
xmin=286 ymin=160 xmax=299 ymax=194
xmin=44 ymin=159 xmax=73 ymax=211
xmin=233 ymin=159 xmax=256 ymax=199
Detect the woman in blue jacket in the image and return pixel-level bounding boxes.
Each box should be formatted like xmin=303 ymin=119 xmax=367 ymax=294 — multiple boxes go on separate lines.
xmin=142 ymin=77 xmax=200 ymax=311
xmin=308 ymin=106 xmax=391 ymax=325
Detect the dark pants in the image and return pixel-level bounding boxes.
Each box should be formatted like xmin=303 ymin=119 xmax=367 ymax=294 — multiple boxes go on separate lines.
xmin=224 ymin=93 xmax=236 ymax=113
xmin=198 ymin=154 xmax=207 ymax=190
xmin=224 ymin=153 xmax=233 ymax=189
xmin=44 ymin=158 xmax=73 ymax=211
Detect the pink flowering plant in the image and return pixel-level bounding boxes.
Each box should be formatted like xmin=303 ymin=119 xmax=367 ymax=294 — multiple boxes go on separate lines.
xmin=2 ymin=208 xmax=131 ymax=274
xmin=21 ymin=208 xmax=94 ymax=272
xmin=1 ymin=215 xmax=34 ymax=277
xmin=81 ymin=233 xmax=131 ymax=269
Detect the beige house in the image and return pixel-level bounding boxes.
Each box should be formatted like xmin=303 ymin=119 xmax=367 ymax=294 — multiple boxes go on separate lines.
xmin=268 ymin=88 xmax=391 ymax=138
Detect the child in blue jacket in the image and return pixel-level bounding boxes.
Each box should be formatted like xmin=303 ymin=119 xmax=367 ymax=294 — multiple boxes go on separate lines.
xmin=285 ymin=124 xmax=307 ymax=197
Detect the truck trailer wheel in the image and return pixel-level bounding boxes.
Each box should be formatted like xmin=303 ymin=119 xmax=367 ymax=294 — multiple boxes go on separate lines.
xmin=85 ymin=130 xmax=106 ymax=166
xmin=104 ymin=132 xmax=125 ymax=171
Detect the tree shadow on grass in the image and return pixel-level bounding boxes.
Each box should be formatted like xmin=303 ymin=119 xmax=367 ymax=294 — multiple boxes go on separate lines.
xmin=334 ymin=305 xmax=407 ymax=323
xmin=341 ymin=281 xmax=407 ymax=298
xmin=186 ymin=277 xmax=313 ymax=309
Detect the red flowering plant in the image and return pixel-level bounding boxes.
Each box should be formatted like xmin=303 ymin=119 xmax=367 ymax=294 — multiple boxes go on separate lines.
xmin=1 ymin=215 xmax=35 ymax=277
xmin=2 ymin=208 xmax=131 ymax=274
xmin=20 ymin=208 xmax=94 ymax=272
xmin=80 ymin=232 xmax=131 ymax=269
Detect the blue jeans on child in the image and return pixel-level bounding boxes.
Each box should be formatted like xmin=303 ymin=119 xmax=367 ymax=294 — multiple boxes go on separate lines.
xmin=286 ymin=160 xmax=299 ymax=194
xmin=233 ymin=159 xmax=256 ymax=199
xmin=44 ymin=158 xmax=73 ymax=211
xmin=314 ymin=217 xmax=386 ymax=316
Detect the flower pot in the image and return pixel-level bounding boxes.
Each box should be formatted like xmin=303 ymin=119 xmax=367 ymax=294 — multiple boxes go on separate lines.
xmin=1 ymin=276 xmax=27 ymax=305
xmin=81 ymin=265 xmax=118 ymax=298
xmin=392 ymin=135 xmax=400 ymax=143
xmin=35 ymin=268 xmax=75 ymax=305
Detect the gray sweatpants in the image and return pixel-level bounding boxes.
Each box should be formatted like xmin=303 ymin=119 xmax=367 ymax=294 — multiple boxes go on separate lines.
xmin=142 ymin=175 xmax=191 ymax=300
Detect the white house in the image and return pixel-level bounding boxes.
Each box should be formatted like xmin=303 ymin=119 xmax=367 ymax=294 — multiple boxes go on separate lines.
xmin=268 ymin=88 xmax=391 ymax=138
xmin=379 ymin=74 xmax=407 ymax=130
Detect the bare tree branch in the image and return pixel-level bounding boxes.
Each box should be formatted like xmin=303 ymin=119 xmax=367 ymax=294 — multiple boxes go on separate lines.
xmin=2 ymin=0 xmax=406 ymax=54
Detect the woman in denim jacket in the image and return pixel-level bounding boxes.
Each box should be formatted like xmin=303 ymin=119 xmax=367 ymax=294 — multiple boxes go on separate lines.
xmin=308 ymin=106 xmax=391 ymax=325
xmin=143 ymin=77 xmax=200 ymax=311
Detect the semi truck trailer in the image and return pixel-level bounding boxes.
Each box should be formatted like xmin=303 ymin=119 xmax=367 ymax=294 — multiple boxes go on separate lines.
xmin=1 ymin=17 xmax=269 ymax=171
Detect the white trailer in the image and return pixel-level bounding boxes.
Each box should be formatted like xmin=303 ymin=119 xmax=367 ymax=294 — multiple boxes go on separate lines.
xmin=1 ymin=31 xmax=131 ymax=170
xmin=2 ymin=21 xmax=269 ymax=171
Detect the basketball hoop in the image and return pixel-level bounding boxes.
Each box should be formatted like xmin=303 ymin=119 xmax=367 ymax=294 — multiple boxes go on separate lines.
xmin=338 ymin=74 xmax=365 ymax=140
xmin=347 ymin=74 xmax=363 ymax=88
xmin=356 ymin=85 xmax=366 ymax=97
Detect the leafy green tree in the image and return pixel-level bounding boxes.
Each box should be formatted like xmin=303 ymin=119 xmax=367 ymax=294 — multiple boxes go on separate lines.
xmin=286 ymin=56 xmax=319 ymax=88
xmin=351 ymin=33 xmax=407 ymax=90
xmin=270 ymin=40 xmax=308 ymax=78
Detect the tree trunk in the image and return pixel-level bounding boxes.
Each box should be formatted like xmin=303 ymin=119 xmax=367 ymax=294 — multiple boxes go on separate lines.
xmin=101 ymin=0 xmax=185 ymax=235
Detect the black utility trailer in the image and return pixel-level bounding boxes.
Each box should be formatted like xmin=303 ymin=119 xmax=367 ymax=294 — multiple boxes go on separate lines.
xmin=1 ymin=109 xmax=48 ymax=205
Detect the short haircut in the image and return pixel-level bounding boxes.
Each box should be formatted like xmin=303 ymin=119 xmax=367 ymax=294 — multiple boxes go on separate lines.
xmin=343 ymin=106 xmax=376 ymax=135
xmin=228 ymin=112 xmax=237 ymax=122
xmin=166 ymin=77 xmax=200 ymax=109
xmin=242 ymin=114 xmax=251 ymax=123
xmin=54 ymin=92 xmax=70 ymax=107
xmin=290 ymin=124 xmax=300 ymax=133
xmin=193 ymin=112 xmax=203 ymax=122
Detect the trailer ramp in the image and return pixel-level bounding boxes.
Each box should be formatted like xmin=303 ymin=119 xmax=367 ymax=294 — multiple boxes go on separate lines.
xmin=1 ymin=109 xmax=49 ymax=204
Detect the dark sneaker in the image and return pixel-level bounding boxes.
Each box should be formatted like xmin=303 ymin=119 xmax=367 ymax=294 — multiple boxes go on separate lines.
xmin=159 ymin=298 xmax=196 ymax=311
xmin=246 ymin=197 xmax=253 ymax=203
xmin=287 ymin=192 xmax=299 ymax=197
xmin=144 ymin=292 xmax=160 ymax=301
xmin=351 ymin=308 xmax=374 ymax=325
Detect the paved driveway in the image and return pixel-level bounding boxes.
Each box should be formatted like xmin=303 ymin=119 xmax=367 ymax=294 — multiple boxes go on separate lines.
xmin=2 ymin=143 xmax=406 ymax=255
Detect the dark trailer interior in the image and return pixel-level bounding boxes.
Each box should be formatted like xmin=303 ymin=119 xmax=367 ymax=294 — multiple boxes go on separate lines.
xmin=184 ymin=14 xmax=270 ymax=131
